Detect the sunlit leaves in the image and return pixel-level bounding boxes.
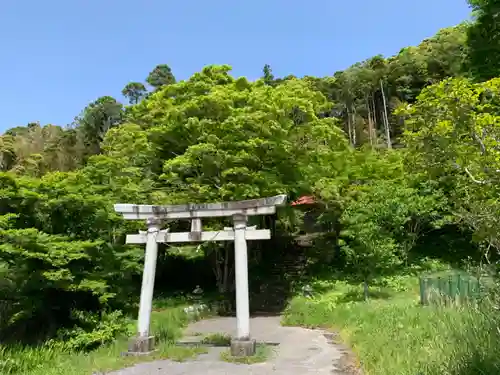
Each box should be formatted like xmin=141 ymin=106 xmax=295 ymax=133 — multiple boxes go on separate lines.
xmin=123 ymin=65 xmax=349 ymax=203
xmin=401 ymin=77 xmax=500 ymax=251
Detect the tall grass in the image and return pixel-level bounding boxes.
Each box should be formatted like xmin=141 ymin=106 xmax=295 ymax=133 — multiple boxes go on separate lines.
xmin=0 ymin=304 xmax=207 ymax=375
xmin=282 ymin=278 xmax=500 ymax=375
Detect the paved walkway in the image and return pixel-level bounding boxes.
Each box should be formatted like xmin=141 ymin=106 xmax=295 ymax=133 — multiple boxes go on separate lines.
xmin=108 ymin=316 xmax=347 ymax=375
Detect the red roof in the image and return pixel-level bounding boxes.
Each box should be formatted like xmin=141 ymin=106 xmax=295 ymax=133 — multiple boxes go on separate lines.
xmin=291 ymin=195 xmax=316 ymax=206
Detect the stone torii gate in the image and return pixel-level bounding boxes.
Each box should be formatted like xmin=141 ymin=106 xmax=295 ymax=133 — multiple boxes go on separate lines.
xmin=114 ymin=194 xmax=287 ymax=356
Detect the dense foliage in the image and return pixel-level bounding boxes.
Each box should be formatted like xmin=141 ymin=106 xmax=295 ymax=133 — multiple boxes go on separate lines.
xmin=1 ymin=6 xmax=500 ymax=372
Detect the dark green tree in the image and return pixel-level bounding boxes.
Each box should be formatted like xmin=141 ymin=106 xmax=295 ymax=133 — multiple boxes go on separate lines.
xmin=146 ymin=64 xmax=176 ymax=89
xmin=466 ymin=0 xmax=500 ymax=81
xmin=262 ymin=64 xmax=275 ymax=85
xmin=121 ymin=82 xmax=147 ymax=104
xmin=75 ymin=96 xmax=124 ymax=157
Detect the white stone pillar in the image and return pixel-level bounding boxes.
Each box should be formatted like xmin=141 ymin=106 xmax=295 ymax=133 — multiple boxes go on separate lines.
xmin=233 ymin=214 xmax=250 ymax=340
xmin=137 ymin=217 xmax=162 ymax=338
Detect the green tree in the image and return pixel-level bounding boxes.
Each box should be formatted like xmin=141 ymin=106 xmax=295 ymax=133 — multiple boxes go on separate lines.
xmin=262 ymin=64 xmax=275 ymax=86
xmin=122 ymin=82 xmax=147 ymax=104
xmin=146 ymin=64 xmax=176 ymax=89
xmin=0 ymin=135 xmax=16 ymax=171
xmin=82 ymin=123 xmax=157 ymax=202
xmin=340 ymin=178 xmax=446 ymax=276
xmin=75 ymin=96 xmax=124 ymax=157
xmin=467 ymin=0 xmax=500 ymax=81
xmin=0 ymin=172 xmax=140 ymax=344
xmin=136 ymin=66 xmax=347 ymax=202
xmin=400 ymin=77 xmax=500 ymax=251
xmin=0 ymin=124 xmax=83 ymax=176
xmin=126 ymin=65 xmax=349 ymax=293
xmin=309 ymin=25 xmax=468 ymax=148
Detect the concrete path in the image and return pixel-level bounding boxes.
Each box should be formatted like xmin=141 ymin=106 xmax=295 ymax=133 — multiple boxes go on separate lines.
xmin=107 ymin=316 xmax=348 ymax=375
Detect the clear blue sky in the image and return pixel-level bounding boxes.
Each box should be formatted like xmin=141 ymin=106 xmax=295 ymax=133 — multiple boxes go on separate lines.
xmin=0 ymin=0 xmax=471 ymax=132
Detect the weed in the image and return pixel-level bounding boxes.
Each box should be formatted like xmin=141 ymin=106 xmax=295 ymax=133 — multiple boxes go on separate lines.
xmin=201 ymin=333 xmax=231 ymax=346
xmin=220 ymin=344 xmax=272 ymax=364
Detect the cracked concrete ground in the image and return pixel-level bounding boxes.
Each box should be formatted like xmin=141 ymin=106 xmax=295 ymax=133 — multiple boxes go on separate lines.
xmin=107 ymin=316 xmax=351 ymax=375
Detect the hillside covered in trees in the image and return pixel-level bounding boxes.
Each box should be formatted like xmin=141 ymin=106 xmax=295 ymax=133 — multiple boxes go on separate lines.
xmin=2 ymin=1 xmax=500 ymax=374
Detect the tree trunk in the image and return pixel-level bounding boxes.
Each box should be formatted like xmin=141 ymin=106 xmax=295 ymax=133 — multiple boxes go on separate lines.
xmin=346 ymin=104 xmax=354 ymax=146
xmin=210 ymin=244 xmax=234 ymax=294
xmin=210 ymin=243 xmax=235 ymax=314
xmin=222 ymin=244 xmax=230 ymax=292
xmin=371 ymin=94 xmax=377 ymax=130
xmin=380 ymin=80 xmax=392 ymax=149
xmin=352 ymin=104 xmax=357 ymax=146
xmin=366 ymin=96 xmax=374 ymax=147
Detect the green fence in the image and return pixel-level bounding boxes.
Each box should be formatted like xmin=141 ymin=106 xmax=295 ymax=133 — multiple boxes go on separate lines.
xmin=419 ymin=274 xmax=483 ymax=306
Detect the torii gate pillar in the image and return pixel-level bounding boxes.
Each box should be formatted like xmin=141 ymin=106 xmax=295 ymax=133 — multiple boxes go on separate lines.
xmin=137 ymin=218 xmax=162 ymax=338
xmin=114 ymin=195 xmax=287 ymax=356
xmin=233 ymin=214 xmax=250 ymax=340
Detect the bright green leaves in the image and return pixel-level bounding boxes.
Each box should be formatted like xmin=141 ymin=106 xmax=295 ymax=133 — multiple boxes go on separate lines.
xmin=123 ymin=66 xmax=350 ymax=203
xmin=401 ymin=77 xmax=500 ymax=183
xmin=80 ymin=123 xmax=157 ymax=203
xmin=0 ymin=214 xmax=17 ymax=229
xmin=0 ymin=228 xmax=99 ymax=277
xmin=400 ymin=76 xmax=500 ymax=251
xmin=0 ymin=171 xmax=141 ymax=342
xmin=0 ymin=135 xmax=16 ymax=171
xmin=340 ymin=179 xmax=447 ymax=276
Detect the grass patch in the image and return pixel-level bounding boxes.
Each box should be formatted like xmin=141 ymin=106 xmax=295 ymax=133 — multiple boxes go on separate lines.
xmin=0 ymin=302 xmax=209 ymax=375
xmin=220 ymin=344 xmax=272 ymax=364
xmin=283 ymin=276 xmax=500 ymax=375
xmin=201 ymin=333 xmax=232 ymax=346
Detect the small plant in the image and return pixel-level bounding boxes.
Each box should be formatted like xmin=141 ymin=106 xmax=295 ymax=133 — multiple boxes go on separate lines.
xmin=53 ymin=310 xmax=130 ymax=352
xmin=201 ymin=333 xmax=231 ymax=346
xmin=220 ymin=344 xmax=272 ymax=364
xmin=151 ymin=307 xmax=189 ymax=344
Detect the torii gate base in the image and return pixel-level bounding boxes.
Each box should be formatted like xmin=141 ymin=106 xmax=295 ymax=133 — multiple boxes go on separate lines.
xmin=114 ymin=195 xmax=287 ymax=357
xmin=127 ymin=336 xmax=155 ymax=356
